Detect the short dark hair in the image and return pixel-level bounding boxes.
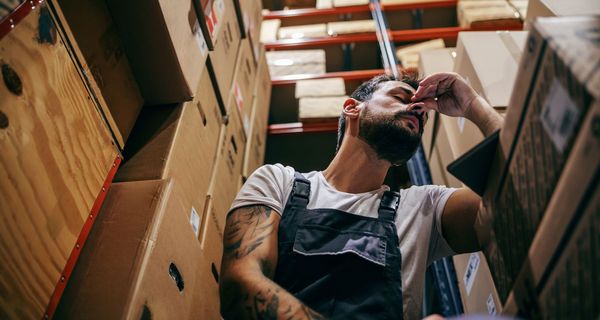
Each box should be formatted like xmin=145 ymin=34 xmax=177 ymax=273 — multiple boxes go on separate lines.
xmin=336 ymin=70 xmax=420 ymax=152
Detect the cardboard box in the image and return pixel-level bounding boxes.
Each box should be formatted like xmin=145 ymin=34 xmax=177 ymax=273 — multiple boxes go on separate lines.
xmin=53 ymin=0 xmax=144 ymax=149
xmin=508 ymin=0 xmax=528 ymax=20
xmin=525 ymin=0 xmax=600 ymax=25
xmin=243 ymin=99 xmax=269 ymax=178
xmin=206 ymin=99 xmax=247 ymax=232
xmin=454 ymin=31 xmax=528 ymax=110
xmin=237 ymin=0 xmax=263 ymax=60
xmin=431 ymin=119 xmax=464 ymax=188
xmin=333 ymin=0 xmax=369 ymax=6
xmin=396 ymin=38 xmax=445 ymax=69
xmin=115 ymin=69 xmax=223 ymax=222
xmin=419 ymin=48 xmax=456 ymax=160
xmin=537 ymin=182 xmax=599 ymax=319
xmin=266 ymin=49 xmax=326 ymax=77
xmin=317 ymin=0 xmax=333 ymax=9
xmin=107 ymin=0 xmax=209 ymax=105
xmin=295 ymin=77 xmax=346 ymax=98
xmin=278 ymin=23 xmax=328 ymax=40
xmin=429 ymin=146 xmax=448 ymax=186
xmin=299 ymin=96 xmax=348 ymax=123
xmin=254 ymin=46 xmax=273 ymax=126
xmin=501 ymin=101 xmax=600 ymax=317
xmin=327 ymin=19 xmax=376 ymax=36
xmin=457 ymin=0 xmax=522 ymax=29
xmin=260 ymin=19 xmax=281 ymax=43
xmin=484 ymin=17 xmax=600 ymax=303
xmin=0 ymin=5 xmax=119 ymax=317
xmin=208 ymin=0 xmax=243 ymax=105
xmin=56 ymin=180 xmax=204 ymax=319
xmin=229 ymin=38 xmax=258 ymax=135
xmin=454 ymin=252 xmax=502 ymax=315
xmin=192 ymin=197 xmax=224 ymax=320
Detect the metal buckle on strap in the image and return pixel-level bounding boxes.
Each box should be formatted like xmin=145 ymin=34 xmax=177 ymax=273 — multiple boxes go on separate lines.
xmin=292 ymin=180 xmax=310 ymax=200
xmin=380 ymin=191 xmax=400 ymax=212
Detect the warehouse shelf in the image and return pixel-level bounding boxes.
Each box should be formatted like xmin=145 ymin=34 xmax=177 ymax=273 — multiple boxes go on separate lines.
xmin=0 ymin=0 xmax=44 ymax=40
xmin=263 ymin=0 xmax=456 ymax=20
xmin=271 ymin=69 xmax=384 ymax=85
xmin=268 ymin=121 xmax=339 ymax=135
xmin=264 ymin=24 xmax=523 ymax=50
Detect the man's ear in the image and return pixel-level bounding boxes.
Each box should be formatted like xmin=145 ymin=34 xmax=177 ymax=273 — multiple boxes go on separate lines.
xmin=343 ymin=98 xmax=361 ymax=120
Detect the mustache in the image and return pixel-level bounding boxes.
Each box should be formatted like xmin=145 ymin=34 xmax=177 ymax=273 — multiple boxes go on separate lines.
xmin=393 ymin=110 xmax=424 ymax=127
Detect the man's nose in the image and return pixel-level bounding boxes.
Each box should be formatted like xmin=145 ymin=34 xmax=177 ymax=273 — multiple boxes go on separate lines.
xmin=406 ymin=103 xmax=426 ymax=118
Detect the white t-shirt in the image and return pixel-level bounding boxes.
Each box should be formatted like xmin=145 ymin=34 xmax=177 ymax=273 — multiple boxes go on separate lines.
xmin=229 ymin=164 xmax=457 ymax=319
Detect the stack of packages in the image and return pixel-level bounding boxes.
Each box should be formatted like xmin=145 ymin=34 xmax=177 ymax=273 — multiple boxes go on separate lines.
xmin=476 ymin=16 xmax=600 ymax=318
xmin=0 ymin=0 xmax=275 ymax=319
xmin=296 ymin=78 xmax=348 ymax=123
xmin=457 ymin=0 xmax=522 ymax=28
xmin=396 ymin=38 xmax=446 ymax=69
xmin=421 ymin=29 xmax=529 ymax=315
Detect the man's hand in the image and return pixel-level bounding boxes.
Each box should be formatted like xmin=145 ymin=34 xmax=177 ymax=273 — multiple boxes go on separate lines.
xmin=411 ymin=72 xmax=479 ymax=118
xmin=411 ymin=72 xmax=503 ymax=137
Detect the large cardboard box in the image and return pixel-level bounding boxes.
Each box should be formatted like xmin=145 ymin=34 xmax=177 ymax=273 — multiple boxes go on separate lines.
xmin=243 ymin=99 xmax=269 ymax=179
xmin=457 ymin=1 xmax=522 ymax=29
xmin=483 ymin=16 xmax=600 ymax=303
xmin=208 ymin=0 xmax=243 ymax=104
xmin=525 ymin=0 xmax=600 ymax=25
xmin=115 ymin=69 xmax=222 ymax=222
xmin=501 ymin=101 xmax=600 ymax=316
xmin=278 ymin=23 xmax=328 ymax=40
xmin=429 ymin=146 xmax=448 ymax=186
xmin=396 ymin=38 xmax=445 ymax=69
xmin=266 ymin=49 xmax=326 ymax=77
xmin=56 ymin=180 xmax=204 ymax=319
xmin=295 ymin=77 xmax=346 ymax=98
xmin=0 ymin=6 xmax=119 ymax=317
xmin=537 ymin=182 xmax=599 ymax=319
xmin=229 ymin=38 xmax=258 ymax=135
xmin=192 ymin=201 xmax=224 ymax=319
xmin=454 ymin=31 xmax=528 ymax=110
xmin=299 ymin=96 xmax=348 ymax=123
xmin=453 ymin=252 xmax=502 ymax=315
xmin=418 ymin=47 xmax=456 ymax=159
xmin=206 ymin=99 xmax=247 ymax=232
xmin=237 ymin=0 xmax=263 ymax=60
xmin=52 ymin=0 xmax=144 ymax=149
xmin=327 ymin=19 xmax=376 ymax=36
xmin=107 ymin=0 xmax=209 ymax=105
xmin=431 ymin=119 xmax=464 ymax=188
xmin=254 ymin=46 xmax=273 ymax=126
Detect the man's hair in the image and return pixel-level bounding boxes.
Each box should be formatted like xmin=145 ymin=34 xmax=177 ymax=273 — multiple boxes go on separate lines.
xmin=336 ymin=70 xmax=420 ymax=152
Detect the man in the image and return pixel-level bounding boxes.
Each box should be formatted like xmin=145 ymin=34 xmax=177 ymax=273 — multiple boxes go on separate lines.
xmin=219 ymin=72 xmax=503 ymax=319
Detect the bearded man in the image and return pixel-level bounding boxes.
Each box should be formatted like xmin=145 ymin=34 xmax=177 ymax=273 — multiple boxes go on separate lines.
xmin=219 ymin=72 xmax=503 ymax=320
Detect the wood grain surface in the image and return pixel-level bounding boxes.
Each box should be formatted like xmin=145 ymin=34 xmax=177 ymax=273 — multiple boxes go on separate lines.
xmin=0 ymin=4 xmax=117 ymax=318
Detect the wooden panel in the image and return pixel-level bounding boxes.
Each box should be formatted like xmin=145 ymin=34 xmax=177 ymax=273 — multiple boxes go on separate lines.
xmin=0 ymin=4 xmax=118 ymax=318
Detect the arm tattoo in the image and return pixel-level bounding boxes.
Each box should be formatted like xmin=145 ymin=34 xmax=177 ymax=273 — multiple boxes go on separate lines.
xmin=252 ymin=289 xmax=279 ymax=320
xmin=223 ymin=205 xmax=275 ymax=259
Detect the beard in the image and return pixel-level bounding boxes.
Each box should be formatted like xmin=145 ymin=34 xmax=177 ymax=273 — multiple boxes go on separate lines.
xmin=358 ymin=104 xmax=423 ymax=166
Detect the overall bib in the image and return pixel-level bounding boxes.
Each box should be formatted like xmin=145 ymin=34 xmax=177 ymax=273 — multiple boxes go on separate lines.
xmin=274 ymin=172 xmax=405 ymax=319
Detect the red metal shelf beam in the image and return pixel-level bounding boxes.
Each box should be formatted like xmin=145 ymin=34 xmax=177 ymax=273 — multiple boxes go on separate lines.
xmin=272 ymin=69 xmax=384 ymax=85
xmin=263 ymin=0 xmax=457 ymax=20
xmin=264 ymin=24 xmax=523 ymax=50
xmin=269 ymin=121 xmax=338 ymax=135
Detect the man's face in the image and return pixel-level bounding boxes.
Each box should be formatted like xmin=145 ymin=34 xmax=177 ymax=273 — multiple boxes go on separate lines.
xmin=358 ymin=80 xmax=426 ymax=165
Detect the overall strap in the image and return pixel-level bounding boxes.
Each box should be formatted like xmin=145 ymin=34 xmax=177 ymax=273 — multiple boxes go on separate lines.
xmin=288 ymin=172 xmax=311 ymax=209
xmin=378 ymin=190 xmax=400 ymax=223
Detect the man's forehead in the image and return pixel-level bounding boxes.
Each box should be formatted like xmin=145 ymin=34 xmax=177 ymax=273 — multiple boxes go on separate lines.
xmin=376 ymin=80 xmax=416 ymax=94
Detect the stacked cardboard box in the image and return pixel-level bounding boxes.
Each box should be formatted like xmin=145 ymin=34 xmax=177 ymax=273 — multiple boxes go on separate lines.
xmin=0 ymin=2 xmax=271 ymax=318
xmin=296 ymin=77 xmax=347 ymax=123
xmin=474 ymin=16 xmax=600 ymax=315
xmin=457 ymin=0 xmax=522 ymax=29
xmin=0 ymin=4 xmax=119 ymax=317
xmin=396 ymin=38 xmax=446 ymax=69
xmin=524 ymin=0 xmax=600 ymax=26
xmin=266 ymin=49 xmax=327 ymax=77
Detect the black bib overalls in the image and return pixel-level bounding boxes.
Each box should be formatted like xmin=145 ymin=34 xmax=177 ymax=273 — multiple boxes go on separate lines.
xmin=274 ymin=172 xmax=405 ymax=319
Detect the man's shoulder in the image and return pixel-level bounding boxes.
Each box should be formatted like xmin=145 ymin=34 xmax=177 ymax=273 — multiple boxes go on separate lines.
xmin=251 ymin=163 xmax=297 ymax=185
xmin=400 ymin=184 xmax=455 ymax=203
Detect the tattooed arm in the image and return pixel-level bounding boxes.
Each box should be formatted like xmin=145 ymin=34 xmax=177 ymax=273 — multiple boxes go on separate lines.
xmin=220 ymin=205 xmax=325 ymax=320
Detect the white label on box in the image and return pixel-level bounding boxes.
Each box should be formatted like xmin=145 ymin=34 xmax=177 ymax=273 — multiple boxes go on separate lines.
xmin=486 ymin=293 xmax=497 ymax=315
xmin=541 ymin=79 xmax=580 ymax=154
xmin=190 ymin=207 xmax=201 ymax=238
xmin=457 ymin=117 xmax=465 ymax=133
xmin=463 ymin=252 xmax=480 ymax=295
xmin=193 ymin=21 xmax=208 ymax=56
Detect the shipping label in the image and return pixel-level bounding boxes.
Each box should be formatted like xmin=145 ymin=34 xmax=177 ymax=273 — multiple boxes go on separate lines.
xmin=463 ymin=252 xmax=480 ymax=295
xmin=540 ymin=79 xmax=580 ymax=154
xmin=190 ymin=206 xmax=201 ymax=238
xmin=486 ymin=293 xmax=497 ymax=315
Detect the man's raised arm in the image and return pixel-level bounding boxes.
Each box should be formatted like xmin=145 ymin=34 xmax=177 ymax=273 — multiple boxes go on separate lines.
xmin=220 ymin=205 xmax=325 ymax=320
